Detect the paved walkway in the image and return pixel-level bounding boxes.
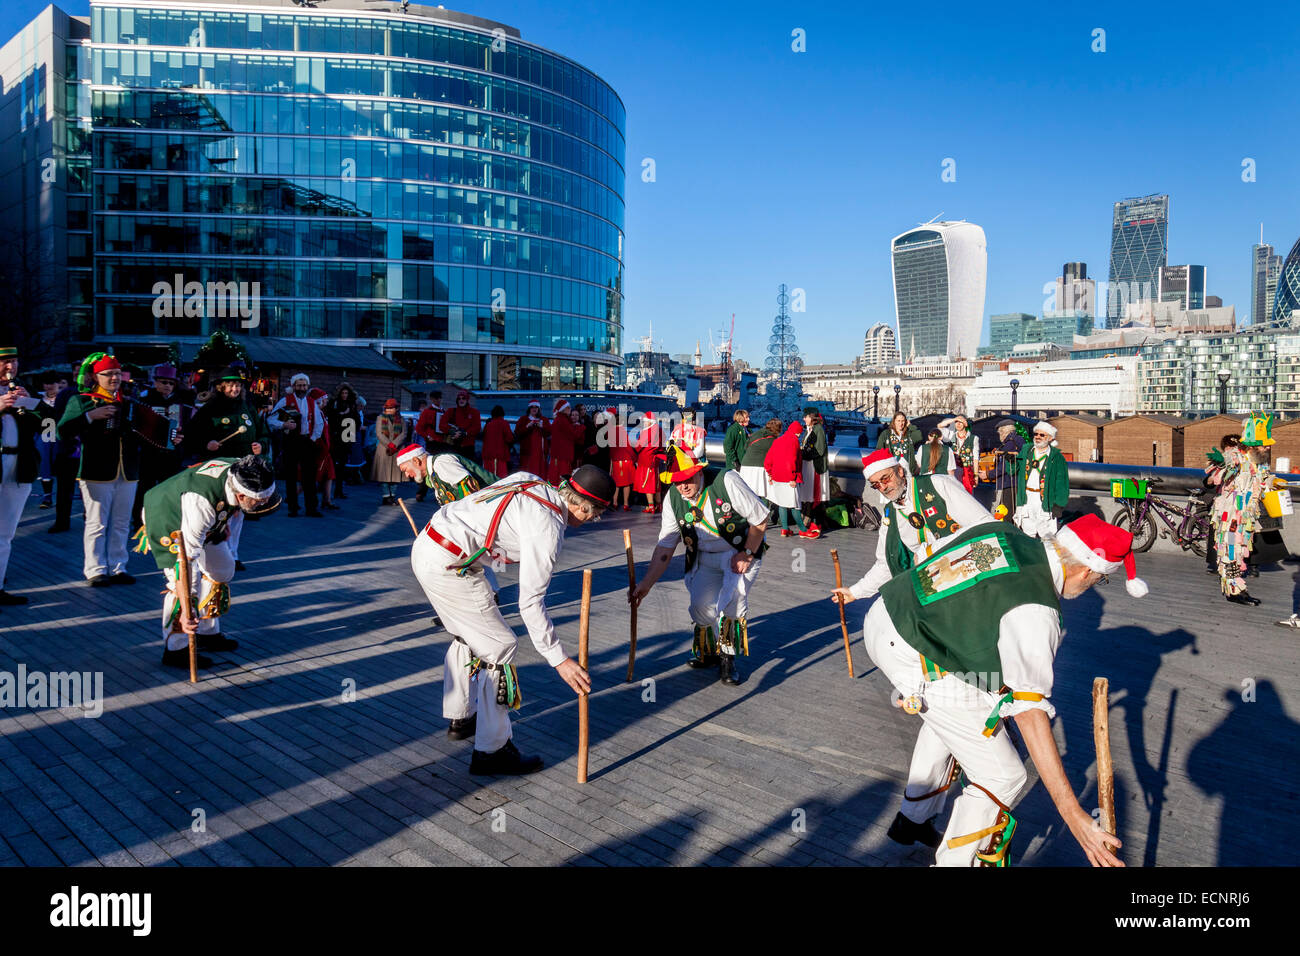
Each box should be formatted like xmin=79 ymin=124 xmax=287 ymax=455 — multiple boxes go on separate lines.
xmin=0 ymin=485 xmax=1295 ymax=866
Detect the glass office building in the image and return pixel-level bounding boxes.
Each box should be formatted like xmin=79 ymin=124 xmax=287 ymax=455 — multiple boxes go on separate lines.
xmin=1273 ymin=236 xmax=1300 ymax=328
xmin=1106 ymin=194 xmax=1168 ymax=326
xmin=890 ymin=220 xmax=986 ymax=361
xmin=84 ymin=0 xmax=625 ymax=389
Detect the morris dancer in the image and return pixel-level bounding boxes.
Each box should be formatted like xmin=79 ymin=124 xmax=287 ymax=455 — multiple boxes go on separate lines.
xmin=410 ymin=464 xmax=613 ymax=774
xmin=1014 ymin=421 xmax=1069 ymax=538
xmin=629 ymin=445 xmax=768 ymax=685
xmin=139 ymin=455 xmax=278 ymax=669
xmin=844 ymin=514 xmax=1139 ymax=867
xmin=395 ymin=443 xmax=497 ymax=506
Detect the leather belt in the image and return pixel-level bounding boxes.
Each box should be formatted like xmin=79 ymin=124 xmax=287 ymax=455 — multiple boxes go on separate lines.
xmin=425 ymin=524 xmax=465 ymax=558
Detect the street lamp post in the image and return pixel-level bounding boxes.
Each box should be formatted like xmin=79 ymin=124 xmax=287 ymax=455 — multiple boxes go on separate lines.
xmin=711 ymin=395 xmax=724 ymax=427
xmin=893 ymin=383 xmax=901 ymax=414
xmin=1217 ymin=370 xmax=1231 ymax=415
xmin=1009 ymin=378 xmax=1020 ymax=415
xmin=872 ymin=384 xmax=880 ymax=420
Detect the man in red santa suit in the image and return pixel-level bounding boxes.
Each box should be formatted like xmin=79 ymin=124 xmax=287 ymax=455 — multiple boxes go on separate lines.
xmin=546 ymin=398 xmax=578 ymax=485
xmin=670 ymin=407 xmax=707 ymax=460
xmin=514 ymin=400 xmax=549 ymax=476
xmin=441 ymin=389 xmax=481 ymax=461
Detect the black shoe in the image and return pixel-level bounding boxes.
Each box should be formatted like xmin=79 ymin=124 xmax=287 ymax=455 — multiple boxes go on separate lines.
xmin=430 ymin=615 xmax=441 ymax=627
xmin=1247 ymin=565 xmax=1260 ymax=578
xmin=415 ymin=492 xmax=427 ymax=503
xmin=0 ymin=590 xmax=27 ymax=606
xmin=235 ymin=560 xmax=247 ymax=572
xmin=687 ymin=654 xmax=719 ymax=669
xmin=161 ymin=647 xmax=213 ymax=669
xmin=197 ymin=633 xmax=239 ymax=652
xmin=719 ymin=653 xmax=741 ymax=685
xmin=1205 ymin=567 xmax=1219 ymax=575
xmin=323 ymin=502 xmax=340 ymax=510
xmin=886 ymin=811 xmax=943 ymax=849
xmin=88 ymin=575 xmax=112 ymax=587
xmin=306 ymin=511 xmax=324 ymax=518
xmin=47 ymin=523 xmax=70 ymax=534
xmin=288 ymin=510 xmax=301 ymax=518
xmin=447 ymin=714 xmax=477 ymax=741
xmin=1226 ymin=592 xmax=1261 ymax=606
xmin=469 ymin=739 xmax=544 ymax=776
xmin=110 ymin=572 xmax=135 ymax=585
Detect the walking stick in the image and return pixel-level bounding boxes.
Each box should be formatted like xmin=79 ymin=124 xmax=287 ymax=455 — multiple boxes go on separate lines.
xmin=174 ymin=532 xmax=198 ymax=684
xmin=396 ymin=497 xmax=420 ymax=537
xmin=830 ymin=549 xmax=855 ymax=677
xmin=623 ymin=529 xmax=638 ymax=682
xmin=1092 ymin=677 xmax=1119 ymax=853
xmin=577 ymin=568 xmax=592 ymax=783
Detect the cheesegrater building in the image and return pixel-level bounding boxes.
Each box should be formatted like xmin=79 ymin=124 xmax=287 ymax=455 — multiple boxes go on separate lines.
xmin=0 ymin=0 xmax=626 ymax=390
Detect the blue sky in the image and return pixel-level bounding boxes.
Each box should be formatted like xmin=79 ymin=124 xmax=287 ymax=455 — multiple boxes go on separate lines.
xmin=6 ymin=0 xmax=1298 ymax=364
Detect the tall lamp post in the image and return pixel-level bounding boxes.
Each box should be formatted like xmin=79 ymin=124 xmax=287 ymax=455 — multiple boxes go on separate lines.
xmin=893 ymin=383 xmax=901 ymax=414
xmin=711 ymin=395 xmax=724 ymax=427
xmin=872 ymin=384 xmax=880 ymax=420
xmin=1217 ymin=369 xmax=1231 ymax=415
xmin=1009 ymin=378 xmax=1020 ymax=416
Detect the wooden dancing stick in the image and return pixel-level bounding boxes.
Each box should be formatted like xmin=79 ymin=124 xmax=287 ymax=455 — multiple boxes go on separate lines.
xmin=830 ymin=549 xmax=855 ymax=678
xmin=623 ymin=529 xmax=638 ymax=682
xmin=174 ymin=532 xmax=198 ymax=684
xmin=214 ymin=424 xmax=248 ymax=446
xmin=1092 ymin=677 xmax=1118 ymax=852
xmin=577 ymin=568 xmax=592 ymax=784
xmin=396 ymin=497 xmax=420 ymax=537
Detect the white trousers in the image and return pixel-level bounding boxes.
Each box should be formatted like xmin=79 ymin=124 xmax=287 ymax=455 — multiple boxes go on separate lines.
xmin=0 ymin=463 xmax=31 ymax=588
xmin=228 ymin=517 xmax=243 ymax=562
xmin=411 ymin=532 xmax=516 ymax=753
xmin=80 ymin=477 xmax=137 ymax=578
xmin=863 ymin=600 xmax=1028 ymax=867
xmin=1013 ymin=492 xmax=1056 ymax=538
xmin=685 ymin=549 xmax=760 ymax=628
xmin=161 ymin=541 xmax=235 ymax=649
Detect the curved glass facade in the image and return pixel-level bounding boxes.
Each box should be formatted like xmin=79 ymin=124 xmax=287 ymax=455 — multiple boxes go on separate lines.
xmin=89 ymin=1 xmax=625 ymax=387
xmin=1273 ymin=236 xmax=1300 ymax=327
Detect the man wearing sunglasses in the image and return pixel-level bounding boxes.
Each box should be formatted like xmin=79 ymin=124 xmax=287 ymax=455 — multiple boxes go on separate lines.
xmin=832 ymin=447 xmax=997 ymax=610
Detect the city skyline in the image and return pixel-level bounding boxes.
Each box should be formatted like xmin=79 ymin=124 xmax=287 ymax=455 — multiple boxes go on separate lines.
xmin=1 ymin=0 xmax=1297 ymax=367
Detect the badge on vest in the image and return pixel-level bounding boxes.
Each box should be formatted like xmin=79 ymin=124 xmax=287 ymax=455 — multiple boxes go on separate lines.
xmin=924 ymin=506 xmax=937 ymax=517
xmin=907 ymin=512 xmax=925 ymax=530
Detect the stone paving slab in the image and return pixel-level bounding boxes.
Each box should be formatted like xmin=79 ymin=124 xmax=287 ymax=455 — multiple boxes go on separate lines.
xmin=0 ymin=483 xmax=1296 ymax=866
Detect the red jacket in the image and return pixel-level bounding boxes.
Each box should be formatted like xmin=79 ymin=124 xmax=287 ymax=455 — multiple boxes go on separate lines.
xmin=764 ymin=422 xmax=805 ymax=483
xmin=515 ymin=412 xmax=550 ymax=475
xmin=415 ymin=405 xmax=445 ymax=445
xmin=441 ymin=403 xmax=481 ymax=453
xmin=482 ymin=417 xmax=513 ymax=461
xmin=546 ymin=414 xmax=579 ymax=484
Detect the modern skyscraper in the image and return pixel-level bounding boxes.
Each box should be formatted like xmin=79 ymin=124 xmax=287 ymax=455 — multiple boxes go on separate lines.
xmin=1254 ymin=235 xmax=1283 ymax=326
xmin=2 ymin=0 xmax=626 ymax=388
xmin=1054 ymin=262 xmax=1095 ymax=317
xmin=890 ymin=220 xmax=986 ymax=360
xmin=1159 ymin=265 xmax=1206 ymax=310
xmin=861 ymin=322 xmax=898 ymax=368
xmin=1273 ymin=236 xmax=1300 ymax=327
xmin=1107 ymin=194 xmax=1169 ymax=327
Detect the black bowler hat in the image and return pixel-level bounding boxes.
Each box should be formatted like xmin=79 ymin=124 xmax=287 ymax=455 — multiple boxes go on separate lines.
xmin=565 ymin=464 xmax=615 ymax=508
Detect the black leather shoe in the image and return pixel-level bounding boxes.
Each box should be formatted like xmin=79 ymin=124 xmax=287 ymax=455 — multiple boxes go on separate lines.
xmin=88 ymin=575 xmax=112 ymax=587
xmin=47 ymin=523 xmax=70 ymax=533
xmin=687 ymin=654 xmax=719 ymax=669
xmin=719 ymin=653 xmax=741 ymax=685
xmin=198 ymin=634 xmax=239 ymax=652
xmin=1226 ymin=592 xmax=1261 ymax=606
xmin=110 ymin=572 xmax=136 ymax=585
xmin=0 ymin=590 xmax=27 ymax=606
xmin=447 ymin=714 xmax=477 ymax=741
xmin=161 ymin=647 xmax=213 ymax=669
xmin=469 ymin=739 xmax=544 ymax=775
xmin=886 ymin=811 xmax=943 ymax=849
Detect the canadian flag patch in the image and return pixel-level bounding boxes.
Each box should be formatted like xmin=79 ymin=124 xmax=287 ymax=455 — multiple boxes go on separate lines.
xmin=924 ymin=507 xmax=937 ymax=517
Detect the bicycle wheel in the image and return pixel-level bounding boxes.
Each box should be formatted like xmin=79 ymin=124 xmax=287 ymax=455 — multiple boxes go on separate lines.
xmin=1186 ymin=510 xmax=1210 ymax=558
xmin=1114 ymin=503 xmax=1158 ymax=553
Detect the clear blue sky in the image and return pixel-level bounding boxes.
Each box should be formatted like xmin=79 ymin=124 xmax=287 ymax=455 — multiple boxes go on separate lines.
xmin=6 ymin=0 xmax=1298 ymax=364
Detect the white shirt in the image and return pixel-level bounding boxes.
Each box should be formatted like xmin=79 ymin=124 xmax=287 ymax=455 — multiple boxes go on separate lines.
xmin=178 ymin=474 xmax=244 ymax=565
xmin=270 ymin=393 xmax=324 ymax=441
xmin=431 ymin=454 xmax=470 ymax=485
xmin=670 ymin=422 xmax=706 ymax=459
xmin=1027 ymin=445 xmax=1049 ymax=491
xmin=430 ymin=472 xmax=569 ymax=666
xmin=850 ymin=472 xmax=997 ymax=599
xmin=656 ymin=471 xmax=769 ymax=553
xmin=993 ymin=541 xmax=1065 ymax=719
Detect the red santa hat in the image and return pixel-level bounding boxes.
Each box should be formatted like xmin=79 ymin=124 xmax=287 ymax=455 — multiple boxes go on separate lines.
xmin=395 ymin=443 xmax=427 ymax=467
xmin=553 ymin=398 xmax=571 ymax=416
xmin=92 ymin=355 xmax=122 ymax=374
xmin=861 ymin=447 xmax=903 ymax=478
xmin=1054 ymin=514 xmax=1148 ymax=597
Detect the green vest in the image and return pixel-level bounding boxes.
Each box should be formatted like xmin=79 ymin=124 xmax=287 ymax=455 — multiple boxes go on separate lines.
xmin=880 ymin=524 xmax=1060 ymax=692
xmin=916 ymin=443 xmax=951 ymax=476
xmin=142 ymin=458 xmax=239 ymax=570
xmin=668 ymin=470 xmax=768 ymax=571
xmin=425 ymin=453 xmax=497 ymax=505
xmin=882 ymin=474 xmax=967 ymax=575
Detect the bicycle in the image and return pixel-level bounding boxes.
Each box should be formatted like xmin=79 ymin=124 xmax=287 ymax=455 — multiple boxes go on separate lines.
xmin=1112 ymin=476 xmax=1211 ymax=555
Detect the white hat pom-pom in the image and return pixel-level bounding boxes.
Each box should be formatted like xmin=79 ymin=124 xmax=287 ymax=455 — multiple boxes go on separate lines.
xmin=1125 ymin=576 xmax=1149 ymax=598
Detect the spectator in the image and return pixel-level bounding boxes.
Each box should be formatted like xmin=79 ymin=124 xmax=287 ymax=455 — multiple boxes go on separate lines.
xmin=799 ymin=406 xmax=828 ymax=533
xmin=602 ymin=407 xmax=634 ymax=511
xmin=723 ymin=409 xmax=751 ymax=471
xmin=481 ymin=405 xmax=514 ymax=478
xmin=57 ymin=354 xmax=142 ymax=586
xmin=46 ymin=374 xmax=79 ymax=533
xmin=0 ymin=340 xmax=41 ymax=604
xmin=442 ymin=389 xmax=482 ymax=461
xmin=991 ymin=419 xmax=1024 ymax=520
xmin=765 ymin=420 xmax=816 ymax=538
xmin=415 ymin=394 xmax=447 ymax=451
xmin=372 ymin=397 xmax=407 ymax=505
xmin=132 ymin=364 xmax=195 ymax=531
xmin=877 ymin=411 xmax=922 ymax=475
xmin=308 ymin=388 xmax=339 ymax=509
xmin=34 ymin=370 xmax=68 ymax=510
xmin=670 ymin=407 xmax=706 ymax=459
xmin=326 ymin=383 xmax=362 ymax=499
xmin=1014 ymin=422 xmax=1069 ymax=538
xmin=739 ymin=417 xmax=781 ymax=501
xmin=633 ymin=411 xmax=666 ymax=514
xmin=269 ymin=372 xmax=324 ymax=518
xmin=514 ymin=400 xmax=549 ymax=475
xmin=546 ymin=398 xmax=579 ymax=485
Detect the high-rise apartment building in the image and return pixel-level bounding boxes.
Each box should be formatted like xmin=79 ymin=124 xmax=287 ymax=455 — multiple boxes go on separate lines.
xmin=1253 ymin=237 xmax=1283 ymax=326
xmin=861 ymin=321 xmax=898 ymax=368
xmin=1107 ymin=194 xmax=1169 ymax=327
xmin=890 ymin=220 xmax=986 ymax=360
